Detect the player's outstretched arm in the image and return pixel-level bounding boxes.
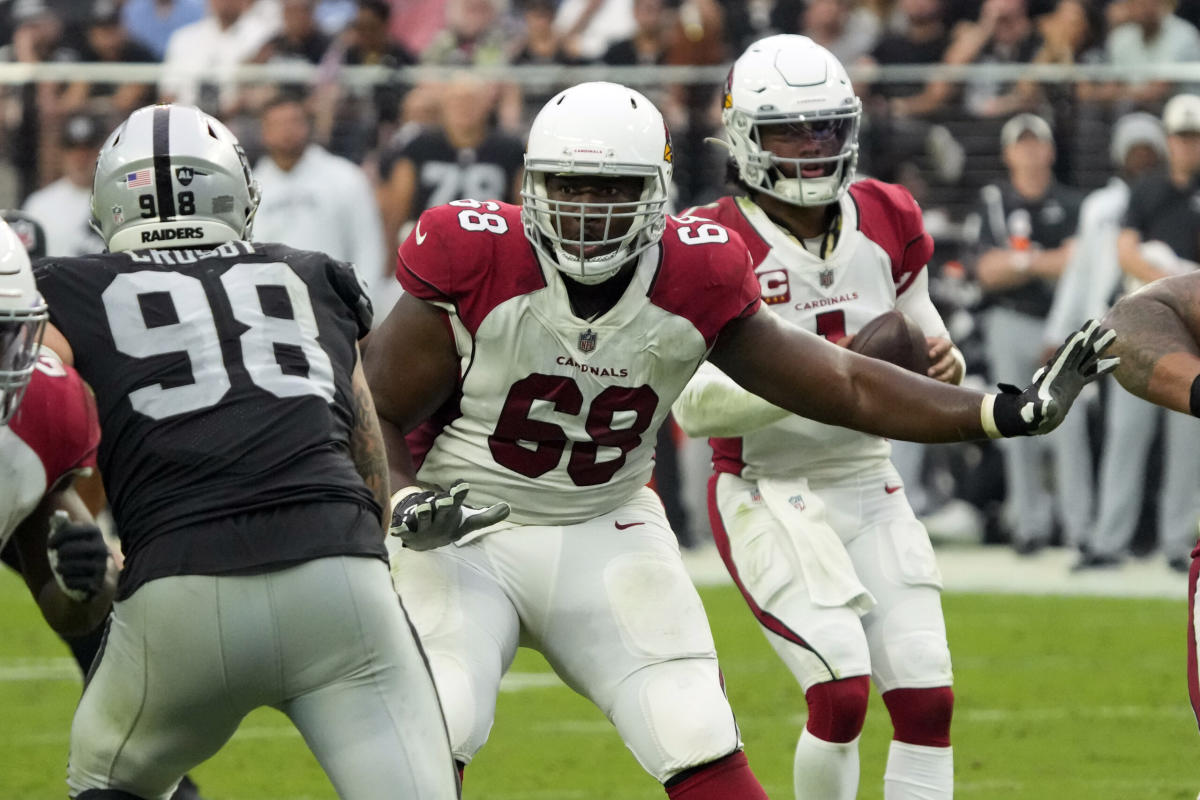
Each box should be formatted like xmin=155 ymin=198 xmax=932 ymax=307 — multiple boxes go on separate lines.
xmin=709 ymin=307 xmax=1116 ymax=443
xmin=11 ymin=484 xmax=115 ymax=637
xmin=363 ymin=293 xmax=509 ymax=550
xmin=1103 ymin=272 xmax=1200 ymax=416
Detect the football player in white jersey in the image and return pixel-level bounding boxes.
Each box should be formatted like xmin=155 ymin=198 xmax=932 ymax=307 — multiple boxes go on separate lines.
xmin=0 ymin=219 xmax=115 ymax=635
xmin=672 ymin=35 xmax=966 ymax=800
xmin=364 ymin=81 xmax=1115 ymax=799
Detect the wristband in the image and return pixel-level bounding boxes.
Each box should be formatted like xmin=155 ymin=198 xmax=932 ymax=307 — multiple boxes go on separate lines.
xmin=1190 ymin=375 xmax=1200 ymax=417
xmin=389 ymin=486 xmax=424 ymax=515
xmin=980 ymin=393 xmax=1003 ymax=439
xmin=984 ymin=384 xmax=1029 ymax=438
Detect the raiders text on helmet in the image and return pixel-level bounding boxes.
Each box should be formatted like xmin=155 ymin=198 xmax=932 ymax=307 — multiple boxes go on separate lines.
xmin=91 ymin=104 xmax=261 ymax=252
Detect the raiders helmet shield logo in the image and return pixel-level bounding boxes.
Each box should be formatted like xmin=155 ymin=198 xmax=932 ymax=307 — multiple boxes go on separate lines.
xmin=176 ymin=166 xmax=194 ymax=186
xmin=579 ymin=328 xmax=597 ymax=352
xmin=819 ymin=268 xmax=835 ymax=288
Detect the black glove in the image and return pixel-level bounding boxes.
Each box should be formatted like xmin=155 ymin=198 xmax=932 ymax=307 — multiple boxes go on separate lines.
xmin=388 ymin=480 xmax=511 ymax=551
xmin=46 ymin=511 xmax=110 ymax=603
xmin=988 ymin=319 xmax=1118 ymax=437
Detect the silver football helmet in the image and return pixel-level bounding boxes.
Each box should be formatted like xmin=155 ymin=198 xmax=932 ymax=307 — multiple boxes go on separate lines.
xmin=0 ymin=219 xmax=47 ymax=426
xmin=723 ymin=34 xmax=861 ymax=206
xmin=521 ymin=81 xmax=672 ymax=285
xmin=91 ymin=104 xmax=261 ymax=252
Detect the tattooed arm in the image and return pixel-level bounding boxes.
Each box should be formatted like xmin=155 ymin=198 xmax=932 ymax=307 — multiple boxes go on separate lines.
xmin=349 ymin=344 xmax=391 ymax=531
xmin=1104 ymin=273 xmax=1200 ymax=416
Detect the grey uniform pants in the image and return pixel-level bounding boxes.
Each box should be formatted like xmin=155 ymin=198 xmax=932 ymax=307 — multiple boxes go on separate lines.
xmin=68 ymin=555 xmax=460 ymax=800
xmin=1088 ymin=383 xmax=1200 ymax=561
xmin=983 ymin=306 xmax=1095 ymax=547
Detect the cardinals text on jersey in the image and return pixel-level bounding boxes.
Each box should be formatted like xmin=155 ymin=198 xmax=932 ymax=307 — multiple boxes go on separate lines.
xmin=688 ymin=179 xmax=944 ymax=481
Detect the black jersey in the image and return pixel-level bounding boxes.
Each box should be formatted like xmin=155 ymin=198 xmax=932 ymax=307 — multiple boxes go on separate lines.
xmin=380 ymin=127 xmax=524 ymax=214
xmin=1123 ymin=170 xmax=1200 ymax=264
xmin=35 ymin=241 xmax=384 ymax=596
xmin=970 ymin=180 xmax=1083 ymax=318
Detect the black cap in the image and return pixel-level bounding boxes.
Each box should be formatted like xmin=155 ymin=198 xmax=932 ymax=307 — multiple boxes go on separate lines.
xmin=62 ymin=113 xmax=106 ymax=148
xmin=1 ymin=210 xmax=47 ymax=259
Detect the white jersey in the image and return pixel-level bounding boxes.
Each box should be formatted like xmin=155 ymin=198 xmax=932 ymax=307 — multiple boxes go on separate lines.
xmin=0 ymin=354 xmax=99 ymax=547
xmin=396 ymin=201 xmax=761 ymax=526
xmin=687 ymin=180 xmax=949 ymax=481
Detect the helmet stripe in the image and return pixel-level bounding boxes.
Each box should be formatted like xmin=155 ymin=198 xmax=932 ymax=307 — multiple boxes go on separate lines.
xmin=152 ymin=105 xmax=177 ymax=221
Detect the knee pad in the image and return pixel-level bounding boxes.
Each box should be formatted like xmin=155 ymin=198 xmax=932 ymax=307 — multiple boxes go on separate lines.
xmin=883 ymin=686 xmax=954 ymax=747
xmin=804 ymin=676 xmax=870 ymax=743
xmin=610 ymin=659 xmax=742 ymax=783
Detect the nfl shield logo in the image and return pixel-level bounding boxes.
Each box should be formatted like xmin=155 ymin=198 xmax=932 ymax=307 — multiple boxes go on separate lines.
xmin=819 ymin=268 xmax=835 ymax=288
xmin=578 ymin=328 xmax=597 ymax=352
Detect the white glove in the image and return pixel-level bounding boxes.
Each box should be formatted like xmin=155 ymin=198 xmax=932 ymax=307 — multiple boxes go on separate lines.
xmin=388 ymin=480 xmax=510 ymax=551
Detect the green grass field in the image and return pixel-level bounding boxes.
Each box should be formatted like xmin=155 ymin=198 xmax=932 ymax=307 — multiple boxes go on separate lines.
xmin=1 ymin=566 xmax=1195 ymax=800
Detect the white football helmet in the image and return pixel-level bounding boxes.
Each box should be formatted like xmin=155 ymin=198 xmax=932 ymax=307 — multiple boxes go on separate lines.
xmin=0 ymin=220 xmax=47 ymax=426
xmin=521 ymin=82 xmax=672 ymax=285
xmin=91 ymin=104 xmax=261 ymax=252
xmin=723 ymin=34 xmax=861 ymax=206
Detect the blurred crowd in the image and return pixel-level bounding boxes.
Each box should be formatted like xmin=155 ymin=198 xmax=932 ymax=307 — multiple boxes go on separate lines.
xmin=4 ymin=0 xmax=1200 ymax=569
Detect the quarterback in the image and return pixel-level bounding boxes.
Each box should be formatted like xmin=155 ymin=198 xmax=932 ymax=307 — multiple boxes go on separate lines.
xmin=365 ymin=81 xmax=1114 ymax=797
xmin=674 ymin=35 xmax=962 ymax=800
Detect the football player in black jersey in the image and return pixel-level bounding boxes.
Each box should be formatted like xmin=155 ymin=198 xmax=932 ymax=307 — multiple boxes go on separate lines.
xmin=34 ymin=104 xmax=459 ymax=800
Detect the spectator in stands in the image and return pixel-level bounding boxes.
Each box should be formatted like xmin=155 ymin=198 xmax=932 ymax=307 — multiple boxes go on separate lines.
xmin=21 ymin=112 xmax=105 ymax=257
xmin=1077 ymin=93 xmax=1200 ymax=572
xmin=0 ymin=0 xmax=77 ymax=201
xmin=60 ymin=0 xmax=157 ymax=118
xmin=422 ymin=0 xmax=522 ymax=132
xmin=718 ymin=0 xmax=806 ymax=53
xmin=512 ymin=0 xmax=584 ymax=65
xmin=252 ymin=94 xmax=388 ymax=315
xmin=159 ymin=0 xmax=279 ymax=117
xmin=390 ymin=0 xmax=447 ymax=56
xmin=254 ymin=0 xmax=332 ymax=64
xmin=858 ymin=0 xmax=963 ymax=184
xmin=376 ymin=74 xmax=524 ymax=260
xmin=314 ymin=0 xmax=415 ymax=164
xmin=554 ymin=0 xmax=636 ymax=61
xmin=423 ymin=0 xmax=512 ymax=65
xmin=1102 ymin=0 xmax=1200 ymax=108
xmin=967 ymin=113 xmax=1087 ymax=554
xmin=895 ymin=0 xmax=1041 ymax=121
xmin=801 ymin=0 xmax=880 ymax=65
xmin=511 ymin=0 xmax=586 ymax=130
xmin=120 ymin=0 xmax=206 ymax=60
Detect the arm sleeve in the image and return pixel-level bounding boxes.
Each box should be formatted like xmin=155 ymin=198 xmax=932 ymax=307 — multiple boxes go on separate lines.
xmin=672 ymin=361 xmax=792 ymax=438
xmin=893 ymin=268 xmax=949 ymax=339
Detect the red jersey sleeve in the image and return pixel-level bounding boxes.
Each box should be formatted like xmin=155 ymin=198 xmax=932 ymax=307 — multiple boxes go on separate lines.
xmin=396 ymin=202 xmax=546 ymax=335
xmin=650 ymin=221 xmax=762 ymax=348
xmin=851 ymin=179 xmax=934 ymax=296
xmin=8 ymin=353 xmax=100 ymax=490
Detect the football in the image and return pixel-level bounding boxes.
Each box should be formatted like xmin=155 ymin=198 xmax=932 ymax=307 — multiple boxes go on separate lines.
xmin=848 ymin=310 xmax=931 ymax=375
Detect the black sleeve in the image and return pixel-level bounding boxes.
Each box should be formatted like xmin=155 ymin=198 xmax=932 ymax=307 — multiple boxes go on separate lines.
xmin=1121 ymin=178 xmax=1154 ymax=236
xmin=326 ymin=258 xmax=374 ymax=338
